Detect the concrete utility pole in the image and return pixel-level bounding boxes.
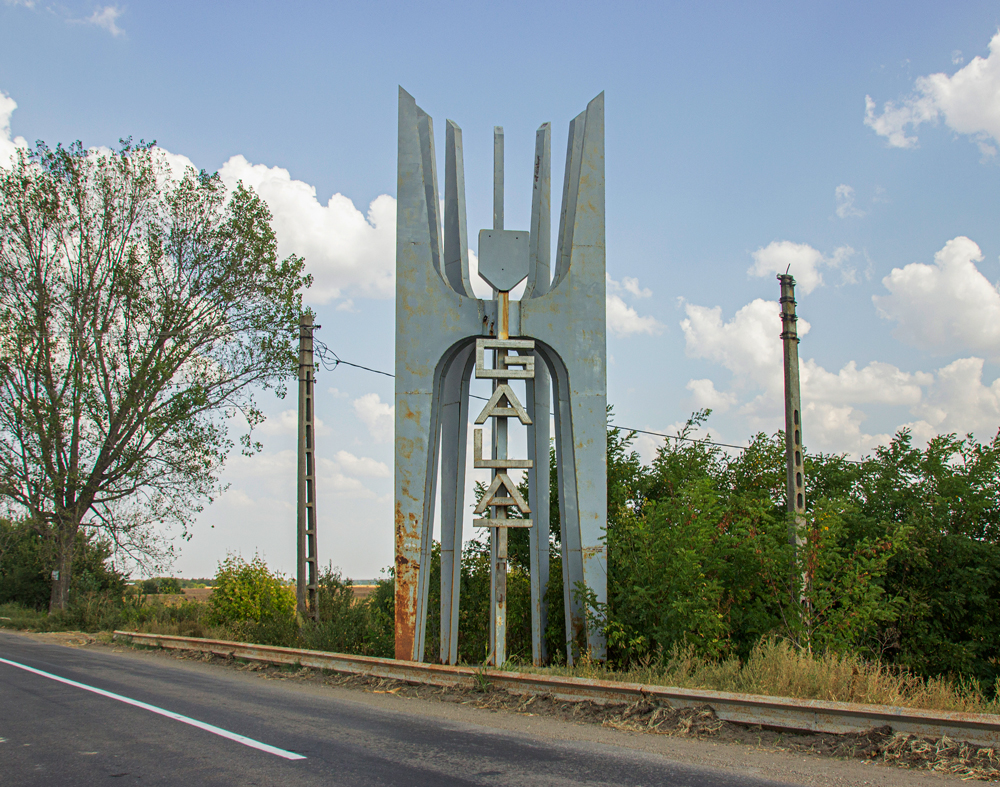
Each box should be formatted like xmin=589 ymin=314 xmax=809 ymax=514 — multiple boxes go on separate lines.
xmin=778 ymin=274 xmax=809 ymax=616
xmin=778 ymin=274 xmax=805 ymax=521
xmin=297 ymin=312 xmax=320 ymax=621
xmin=490 ymin=125 xmax=507 ymax=665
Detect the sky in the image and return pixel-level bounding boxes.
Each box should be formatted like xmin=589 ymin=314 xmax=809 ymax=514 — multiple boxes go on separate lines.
xmin=3 ymin=1 xmax=1000 ymax=579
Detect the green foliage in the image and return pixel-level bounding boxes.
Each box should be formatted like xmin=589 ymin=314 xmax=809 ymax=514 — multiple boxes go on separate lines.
xmin=207 ymin=554 xmax=296 ymax=644
xmin=600 ymin=414 xmax=911 ymax=669
xmin=797 ymin=500 xmax=908 ymax=654
xmin=0 ymin=139 xmax=310 ymax=610
xmin=0 ymin=518 xmax=125 ymax=609
xmin=593 ymin=413 xmax=1000 ymax=689
xmin=451 ymin=539 xmax=534 ymax=664
xmin=134 ymin=576 xmax=183 ymax=595
xmin=848 ymin=431 xmax=1000 ymax=683
xmin=157 ymin=577 xmax=183 ymax=594
xmin=300 ymin=565 xmax=394 ymax=657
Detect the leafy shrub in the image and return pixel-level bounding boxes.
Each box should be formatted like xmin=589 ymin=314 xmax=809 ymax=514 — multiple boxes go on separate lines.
xmin=300 ymin=566 xmax=394 ymax=657
xmin=0 ymin=518 xmax=126 ymax=610
xmin=207 ymin=554 xmax=296 ymax=644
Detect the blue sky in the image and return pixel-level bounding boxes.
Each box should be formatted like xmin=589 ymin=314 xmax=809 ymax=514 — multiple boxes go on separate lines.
xmin=3 ymin=1 xmax=1000 ymax=578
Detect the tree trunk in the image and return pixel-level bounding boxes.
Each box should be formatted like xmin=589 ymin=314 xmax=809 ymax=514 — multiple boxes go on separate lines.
xmin=48 ymin=526 xmax=77 ymax=613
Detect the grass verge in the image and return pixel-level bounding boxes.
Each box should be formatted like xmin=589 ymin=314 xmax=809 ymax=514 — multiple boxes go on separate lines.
xmin=3 ymin=599 xmax=998 ymax=716
xmin=524 ymin=638 xmax=1000 ymax=715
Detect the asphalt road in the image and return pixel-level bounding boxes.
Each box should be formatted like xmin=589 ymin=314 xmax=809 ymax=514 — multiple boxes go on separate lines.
xmin=0 ymin=631 xmax=799 ymax=786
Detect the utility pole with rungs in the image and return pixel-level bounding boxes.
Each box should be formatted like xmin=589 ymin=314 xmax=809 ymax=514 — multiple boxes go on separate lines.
xmin=297 ymin=312 xmax=320 ymax=621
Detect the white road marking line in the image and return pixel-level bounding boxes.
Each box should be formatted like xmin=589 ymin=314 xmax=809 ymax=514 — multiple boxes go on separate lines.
xmin=0 ymin=656 xmax=305 ymax=760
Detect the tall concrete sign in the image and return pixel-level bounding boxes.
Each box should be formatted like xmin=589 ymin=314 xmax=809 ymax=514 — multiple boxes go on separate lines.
xmin=394 ymin=88 xmax=607 ymax=665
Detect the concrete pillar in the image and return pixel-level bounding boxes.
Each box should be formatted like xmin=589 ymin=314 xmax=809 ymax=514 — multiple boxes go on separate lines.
xmin=297 ymin=312 xmax=319 ymax=621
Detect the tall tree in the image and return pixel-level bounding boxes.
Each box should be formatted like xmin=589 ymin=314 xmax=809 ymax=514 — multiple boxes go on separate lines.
xmin=0 ymin=140 xmax=308 ymax=610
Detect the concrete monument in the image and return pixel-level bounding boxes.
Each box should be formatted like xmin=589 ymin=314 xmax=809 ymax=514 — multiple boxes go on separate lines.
xmin=393 ymin=88 xmax=607 ymax=665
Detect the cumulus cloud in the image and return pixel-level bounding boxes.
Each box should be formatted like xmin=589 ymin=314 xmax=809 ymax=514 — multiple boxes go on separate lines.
xmin=835 ymin=184 xmax=864 ymax=218
xmin=748 ymin=241 xmax=856 ymax=294
xmin=353 ymin=393 xmax=394 ymax=443
xmin=606 ymin=274 xmax=662 ymax=337
xmin=607 ymin=295 xmax=662 ymax=337
xmin=607 ymin=274 xmax=652 ymax=298
xmin=686 ymin=378 xmax=738 ymax=413
xmin=0 ymin=91 xmax=27 ymax=167
xmin=802 ymin=402 xmax=893 ymax=457
xmin=801 ymin=359 xmax=931 ymax=406
xmin=908 ymin=357 xmax=1000 ymax=437
xmin=865 ymin=31 xmax=1000 ymax=155
xmin=680 ymin=298 xmax=945 ymax=454
xmin=874 ymin=236 xmax=1000 ymax=357
xmin=158 ymin=149 xmax=198 ymax=181
xmin=681 ymin=299 xmax=791 ymax=392
xmin=219 ymin=156 xmax=395 ymax=304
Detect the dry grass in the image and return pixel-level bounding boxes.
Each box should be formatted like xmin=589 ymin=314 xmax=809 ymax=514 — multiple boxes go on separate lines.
xmin=527 ymin=638 xmax=1000 ymax=716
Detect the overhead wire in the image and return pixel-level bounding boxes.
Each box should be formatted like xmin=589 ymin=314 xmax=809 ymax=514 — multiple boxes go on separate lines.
xmin=313 ymin=339 xmax=395 ymax=378
xmin=310 ymin=345 xmax=802 ymax=455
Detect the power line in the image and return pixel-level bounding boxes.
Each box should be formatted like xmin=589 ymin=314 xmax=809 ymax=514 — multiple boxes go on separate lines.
xmin=314 ymin=347 xmax=864 ymax=463
xmin=314 ymin=340 xmax=395 ymax=378
xmin=313 ymin=347 xmax=761 ymax=453
xmin=611 ymin=426 xmax=749 ymax=451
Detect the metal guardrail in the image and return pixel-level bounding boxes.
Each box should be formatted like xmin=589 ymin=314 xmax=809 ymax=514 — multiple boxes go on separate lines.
xmin=114 ymin=631 xmax=1000 ymax=747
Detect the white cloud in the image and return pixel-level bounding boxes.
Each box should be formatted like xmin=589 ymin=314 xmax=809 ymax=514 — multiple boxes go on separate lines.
xmin=353 ymin=393 xmax=393 ymax=443
xmin=801 ymin=359 xmax=931 ymax=406
xmin=8 ymin=2 xmax=125 ymax=36
xmin=802 ymin=402 xmax=893 ymax=457
xmin=607 ymin=273 xmax=652 ymax=298
xmin=607 ymin=294 xmax=662 ymax=337
xmin=686 ymin=378 xmax=737 ymax=413
xmin=679 ymin=298 xmax=946 ymax=455
xmin=748 ymin=241 xmax=856 ymax=294
xmin=909 ymin=357 xmax=1000 ymax=436
xmin=865 ymin=31 xmax=1000 ymax=155
xmin=84 ymin=6 xmax=124 ymax=37
xmin=158 ymin=149 xmax=198 ymax=182
xmin=315 ymin=456 xmax=378 ymax=497
xmin=605 ymin=274 xmax=662 ymax=337
xmin=0 ymin=91 xmax=27 ymax=168
xmin=219 ymin=156 xmax=395 ymax=304
xmin=874 ymin=236 xmax=1000 ymax=357
xmin=256 ymin=408 xmax=299 ymax=437
xmin=334 ymin=450 xmax=389 ymax=478
xmin=835 ymin=184 xmax=864 ymax=218
xmin=681 ymin=298 xmax=794 ymax=391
